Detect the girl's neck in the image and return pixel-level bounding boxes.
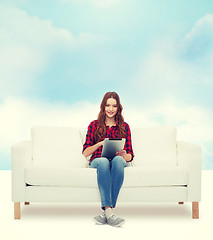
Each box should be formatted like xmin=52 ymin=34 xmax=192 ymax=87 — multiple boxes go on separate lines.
xmin=105 ymin=117 xmax=116 ymax=127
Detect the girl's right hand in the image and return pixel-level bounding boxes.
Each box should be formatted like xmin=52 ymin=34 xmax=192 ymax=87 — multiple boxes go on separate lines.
xmin=83 ymin=140 xmax=104 ymax=157
xmin=99 ymin=140 xmax=104 ymax=147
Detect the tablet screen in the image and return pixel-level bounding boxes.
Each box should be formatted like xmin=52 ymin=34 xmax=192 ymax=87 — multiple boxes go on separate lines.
xmin=101 ymin=138 xmax=126 ymax=160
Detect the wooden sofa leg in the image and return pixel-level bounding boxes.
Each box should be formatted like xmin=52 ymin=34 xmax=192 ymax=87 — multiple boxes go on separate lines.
xmin=192 ymin=202 xmax=199 ymax=219
xmin=25 ymin=202 xmax=30 ymax=205
xmin=14 ymin=202 xmax=20 ymax=219
xmin=179 ymin=202 xmax=184 ymax=204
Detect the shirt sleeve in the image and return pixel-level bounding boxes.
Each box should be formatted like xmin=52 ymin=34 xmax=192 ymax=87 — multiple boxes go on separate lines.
xmin=124 ymin=122 xmax=134 ymax=160
xmin=83 ymin=121 xmax=96 ymax=153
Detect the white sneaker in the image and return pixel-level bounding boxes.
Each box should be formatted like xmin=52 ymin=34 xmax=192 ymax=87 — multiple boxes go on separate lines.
xmin=93 ymin=212 xmax=107 ymax=224
xmin=107 ymin=215 xmax=125 ymax=227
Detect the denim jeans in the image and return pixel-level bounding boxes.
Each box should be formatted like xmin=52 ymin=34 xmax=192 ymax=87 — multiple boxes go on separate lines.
xmin=90 ymin=155 xmax=127 ymax=210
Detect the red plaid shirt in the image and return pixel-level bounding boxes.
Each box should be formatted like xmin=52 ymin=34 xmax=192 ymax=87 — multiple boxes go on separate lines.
xmin=83 ymin=120 xmax=134 ymax=163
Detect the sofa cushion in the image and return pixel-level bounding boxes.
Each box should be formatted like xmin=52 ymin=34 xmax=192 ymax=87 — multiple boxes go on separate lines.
xmin=123 ymin=166 xmax=188 ymax=187
xmin=79 ymin=128 xmax=87 ymax=145
xmin=24 ymin=166 xmax=188 ymax=187
xmin=131 ymin=127 xmax=177 ymax=166
xmin=25 ymin=167 xmax=97 ymax=187
xmin=31 ymin=126 xmax=87 ymax=168
xmin=79 ymin=128 xmax=91 ymax=163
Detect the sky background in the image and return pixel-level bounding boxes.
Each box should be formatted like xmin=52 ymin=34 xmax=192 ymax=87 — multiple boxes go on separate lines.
xmin=0 ymin=0 xmax=213 ymax=169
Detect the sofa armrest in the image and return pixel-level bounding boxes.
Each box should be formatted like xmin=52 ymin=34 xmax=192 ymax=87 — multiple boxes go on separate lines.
xmin=177 ymin=141 xmax=202 ymax=202
xmin=11 ymin=141 xmax=32 ymax=202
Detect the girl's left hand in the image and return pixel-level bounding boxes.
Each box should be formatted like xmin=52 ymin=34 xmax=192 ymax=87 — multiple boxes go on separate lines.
xmin=116 ymin=150 xmax=127 ymax=158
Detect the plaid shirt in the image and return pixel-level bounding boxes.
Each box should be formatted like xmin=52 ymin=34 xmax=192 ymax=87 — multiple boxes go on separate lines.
xmin=83 ymin=120 xmax=134 ymax=163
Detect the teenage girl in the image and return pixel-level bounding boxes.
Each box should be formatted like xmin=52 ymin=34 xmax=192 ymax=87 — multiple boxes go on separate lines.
xmin=83 ymin=92 xmax=134 ymax=227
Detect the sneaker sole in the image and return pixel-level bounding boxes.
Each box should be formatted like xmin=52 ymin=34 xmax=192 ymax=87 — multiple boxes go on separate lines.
xmin=93 ymin=218 xmax=107 ymax=225
xmin=108 ymin=219 xmax=125 ymax=227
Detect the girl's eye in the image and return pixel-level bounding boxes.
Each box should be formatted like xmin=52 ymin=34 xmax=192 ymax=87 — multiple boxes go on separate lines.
xmin=105 ymin=104 xmax=117 ymax=107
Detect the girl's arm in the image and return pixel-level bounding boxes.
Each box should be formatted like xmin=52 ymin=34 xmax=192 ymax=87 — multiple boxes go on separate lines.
xmin=83 ymin=140 xmax=104 ymax=157
xmin=122 ymin=122 xmax=134 ymax=161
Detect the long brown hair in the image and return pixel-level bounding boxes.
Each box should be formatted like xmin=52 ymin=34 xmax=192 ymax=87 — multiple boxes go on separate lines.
xmin=94 ymin=92 xmax=126 ymax=143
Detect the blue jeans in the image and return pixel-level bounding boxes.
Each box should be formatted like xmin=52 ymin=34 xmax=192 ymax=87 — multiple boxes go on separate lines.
xmin=90 ymin=156 xmax=127 ymax=210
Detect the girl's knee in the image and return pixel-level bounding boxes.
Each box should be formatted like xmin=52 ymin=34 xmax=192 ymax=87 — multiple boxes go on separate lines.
xmin=90 ymin=157 xmax=109 ymax=169
xmin=112 ymin=156 xmax=127 ymax=167
xmin=96 ymin=157 xmax=110 ymax=168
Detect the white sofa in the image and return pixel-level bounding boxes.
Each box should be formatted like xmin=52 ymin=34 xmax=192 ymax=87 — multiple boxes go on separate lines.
xmin=11 ymin=126 xmax=201 ymax=219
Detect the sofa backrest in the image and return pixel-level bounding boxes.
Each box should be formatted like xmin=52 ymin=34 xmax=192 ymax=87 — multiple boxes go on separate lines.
xmin=31 ymin=126 xmax=177 ymax=168
xmin=31 ymin=126 xmax=87 ymax=167
xmin=131 ymin=127 xmax=177 ymax=166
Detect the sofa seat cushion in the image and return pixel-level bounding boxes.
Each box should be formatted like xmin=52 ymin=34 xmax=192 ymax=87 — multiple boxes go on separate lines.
xmin=25 ymin=166 xmax=188 ymax=188
xmin=123 ymin=166 xmax=188 ymax=187
xmin=25 ymin=167 xmax=97 ymax=187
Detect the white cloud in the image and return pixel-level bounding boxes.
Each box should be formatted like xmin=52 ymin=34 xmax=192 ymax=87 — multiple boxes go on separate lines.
xmin=184 ymin=14 xmax=213 ymax=42
xmin=0 ymin=4 xmax=75 ymax=97
xmin=134 ymin=43 xmax=181 ymax=89
xmin=125 ymin=99 xmax=213 ymax=143
xmin=0 ymin=97 xmax=99 ymax=152
xmin=132 ymin=14 xmax=213 ymax=104
xmin=0 ymin=4 xmax=75 ymax=48
xmin=0 ymin=4 xmax=107 ymax=97
xmin=181 ymin=14 xmax=213 ymax=63
xmin=0 ymin=45 xmax=45 ymax=96
xmin=131 ymin=38 xmax=186 ymax=101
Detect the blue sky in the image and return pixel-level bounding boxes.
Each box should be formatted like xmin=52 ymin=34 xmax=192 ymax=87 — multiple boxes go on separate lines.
xmin=0 ymin=0 xmax=213 ymax=169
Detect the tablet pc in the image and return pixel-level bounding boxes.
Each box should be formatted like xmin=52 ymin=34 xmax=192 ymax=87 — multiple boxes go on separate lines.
xmin=101 ymin=138 xmax=126 ymax=160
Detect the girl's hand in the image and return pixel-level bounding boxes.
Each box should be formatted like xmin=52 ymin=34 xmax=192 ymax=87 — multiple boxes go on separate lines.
xmin=99 ymin=140 xmax=104 ymax=147
xmin=83 ymin=140 xmax=104 ymax=157
xmin=116 ymin=150 xmax=132 ymax=162
xmin=116 ymin=150 xmax=127 ymax=158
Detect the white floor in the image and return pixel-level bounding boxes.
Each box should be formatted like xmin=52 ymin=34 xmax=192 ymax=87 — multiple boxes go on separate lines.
xmin=1 ymin=170 xmax=213 ymax=240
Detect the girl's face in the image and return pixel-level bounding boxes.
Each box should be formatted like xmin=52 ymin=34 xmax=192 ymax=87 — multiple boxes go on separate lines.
xmin=105 ymin=98 xmax=118 ymax=119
